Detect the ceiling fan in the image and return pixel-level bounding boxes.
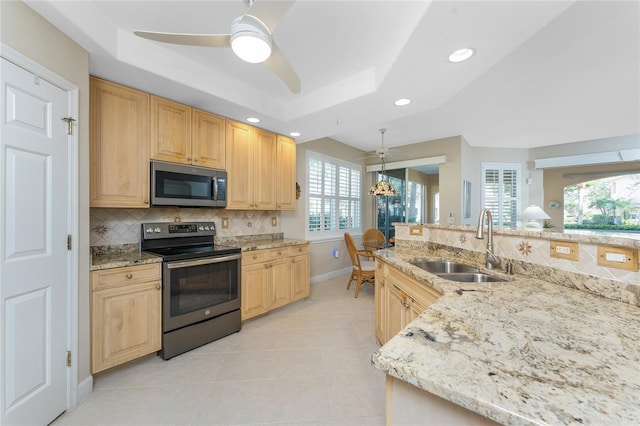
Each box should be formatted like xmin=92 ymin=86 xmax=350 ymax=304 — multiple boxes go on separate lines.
xmin=362 ymin=128 xmax=406 ymax=161
xmin=134 ymin=0 xmax=300 ymax=93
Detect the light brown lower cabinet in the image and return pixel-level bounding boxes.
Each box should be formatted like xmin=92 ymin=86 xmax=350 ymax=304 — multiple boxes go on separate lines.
xmin=241 ymin=244 xmax=310 ymax=321
xmin=375 ymin=259 xmax=441 ymax=345
xmin=386 ymin=375 xmax=501 ymax=425
xmin=91 ymin=263 xmax=162 ymax=374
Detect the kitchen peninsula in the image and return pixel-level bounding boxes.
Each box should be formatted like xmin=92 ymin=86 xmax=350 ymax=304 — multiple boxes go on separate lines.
xmin=372 ymin=225 xmax=640 ymax=426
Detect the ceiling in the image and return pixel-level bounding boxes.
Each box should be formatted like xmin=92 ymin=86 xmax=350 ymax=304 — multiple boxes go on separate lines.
xmin=24 ymin=0 xmax=640 ymax=154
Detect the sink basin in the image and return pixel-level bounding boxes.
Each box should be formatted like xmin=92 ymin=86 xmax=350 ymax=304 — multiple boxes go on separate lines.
xmin=410 ymin=260 xmax=480 ymax=274
xmin=436 ymin=273 xmax=506 ymax=283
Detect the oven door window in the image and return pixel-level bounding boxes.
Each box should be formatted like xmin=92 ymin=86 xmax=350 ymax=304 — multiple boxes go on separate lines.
xmin=168 ymin=260 xmax=238 ymax=317
xmin=156 ymin=170 xmax=213 ymax=200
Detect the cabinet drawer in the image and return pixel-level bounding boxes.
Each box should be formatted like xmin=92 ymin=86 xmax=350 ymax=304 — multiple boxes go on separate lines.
xmin=92 ymin=263 xmax=161 ymax=290
xmin=243 ymin=250 xmax=269 ymax=265
xmin=269 ymin=247 xmax=291 ymax=260
xmin=290 ymin=244 xmax=309 ymax=256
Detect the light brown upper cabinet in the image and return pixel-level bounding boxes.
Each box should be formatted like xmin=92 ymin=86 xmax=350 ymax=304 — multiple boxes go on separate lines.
xmin=226 ymin=120 xmax=277 ymax=210
xmin=150 ymin=96 xmax=226 ymax=170
xmin=90 ymin=77 xmax=151 ymax=208
xmin=277 ymin=135 xmax=297 ymax=210
xmin=191 ymin=109 xmax=226 ymax=169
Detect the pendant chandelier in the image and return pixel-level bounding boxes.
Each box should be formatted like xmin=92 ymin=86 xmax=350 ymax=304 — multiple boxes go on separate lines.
xmin=368 ymin=129 xmax=397 ymax=196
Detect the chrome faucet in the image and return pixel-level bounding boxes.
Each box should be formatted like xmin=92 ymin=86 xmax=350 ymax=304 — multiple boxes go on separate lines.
xmin=475 ymin=208 xmax=501 ymax=269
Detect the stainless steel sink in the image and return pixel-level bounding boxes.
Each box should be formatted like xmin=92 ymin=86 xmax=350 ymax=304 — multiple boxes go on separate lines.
xmin=409 ymin=260 xmax=480 ymax=274
xmin=436 ymin=273 xmax=506 ymax=283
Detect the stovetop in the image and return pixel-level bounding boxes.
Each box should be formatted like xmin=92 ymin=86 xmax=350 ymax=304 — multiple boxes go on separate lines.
xmin=143 ymin=243 xmax=241 ymax=262
xmin=140 ymin=221 xmax=240 ymax=261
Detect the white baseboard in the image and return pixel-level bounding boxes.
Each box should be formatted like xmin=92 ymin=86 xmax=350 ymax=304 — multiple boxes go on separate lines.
xmin=77 ymin=375 xmax=93 ymax=404
xmin=311 ymin=267 xmax=351 ymax=284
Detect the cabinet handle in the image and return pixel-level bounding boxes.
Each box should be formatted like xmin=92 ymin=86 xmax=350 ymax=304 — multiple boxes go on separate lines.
xmin=193 ymin=157 xmax=199 ymax=162
xmin=126 ymin=273 xmax=133 ymax=279
xmin=144 ymin=199 xmax=149 ymax=204
xmin=156 ymin=284 xmax=161 ymax=290
xmin=187 ymin=156 xmax=192 ymax=161
xmin=253 ymin=255 xmax=257 ymax=260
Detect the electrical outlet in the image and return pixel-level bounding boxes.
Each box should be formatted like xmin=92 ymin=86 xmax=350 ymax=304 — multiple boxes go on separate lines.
xmin=221 ymin=217 xmax=229 ymax=229
xmin=271 ymin=217 xmax=277 ymax=226
xmin=550 ymin=240 xmax=579 ymax=261
xmin=409 ymin=226 xmax=423 ymax=236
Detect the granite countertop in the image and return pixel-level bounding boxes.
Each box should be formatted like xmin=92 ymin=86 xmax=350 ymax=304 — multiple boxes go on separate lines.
xmin=90 ymin=251 xmax=162 ymax=271
xmin=372 ymin=249 xmax=640 ymax=426
xmin=90 ymin=239 xmax=308 ymax=270
xmin=233 ymin=238 xmax=308 ymax=252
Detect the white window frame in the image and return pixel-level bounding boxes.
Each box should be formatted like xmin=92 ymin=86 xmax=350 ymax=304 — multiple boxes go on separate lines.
xmin=481 ymin=162 xmax=521 ymax=228
xmin=306 ymin=150 xmax=362 ymax=240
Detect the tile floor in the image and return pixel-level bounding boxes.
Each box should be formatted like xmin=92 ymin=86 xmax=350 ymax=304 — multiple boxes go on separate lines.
xmin=54 ymin=274 xmax=385 ymax=425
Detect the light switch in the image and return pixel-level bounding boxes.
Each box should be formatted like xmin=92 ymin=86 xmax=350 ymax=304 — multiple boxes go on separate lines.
xmin=597 ymin=245 xmax=638 ymax=271
xmin=221 ymin=217 xmax=229 ymax=229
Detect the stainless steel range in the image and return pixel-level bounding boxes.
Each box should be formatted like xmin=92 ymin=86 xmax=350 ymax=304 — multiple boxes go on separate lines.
xmin=141 ymin=222 xmax=241 ymax=359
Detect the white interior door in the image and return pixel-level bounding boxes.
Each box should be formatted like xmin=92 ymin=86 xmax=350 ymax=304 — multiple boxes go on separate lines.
xmin=1 ymin=57 xmax=69 ymax=425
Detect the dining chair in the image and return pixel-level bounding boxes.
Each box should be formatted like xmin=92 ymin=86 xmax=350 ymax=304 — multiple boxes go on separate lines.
xmin=344 ymin=232 xmax=376 ymax=298
xmin=362 ymin=228 xmax=386 ymax=250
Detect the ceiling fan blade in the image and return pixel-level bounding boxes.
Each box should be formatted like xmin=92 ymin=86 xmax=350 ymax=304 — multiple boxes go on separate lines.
xmin=263 ymin=43 xmax=300 ymax=93
xmin=134 ymin=30 xmax=231 ymax=48
xmin=247 ymin=0 xmax=295 ymax=33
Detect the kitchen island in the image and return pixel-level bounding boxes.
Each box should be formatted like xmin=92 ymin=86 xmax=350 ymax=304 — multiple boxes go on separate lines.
xmin=371 ymin=249 xmax=640 ymax=425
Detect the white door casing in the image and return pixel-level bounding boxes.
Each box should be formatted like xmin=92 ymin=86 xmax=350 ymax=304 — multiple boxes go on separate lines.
xmin=0 ymin=56 xmax=73 ymax=425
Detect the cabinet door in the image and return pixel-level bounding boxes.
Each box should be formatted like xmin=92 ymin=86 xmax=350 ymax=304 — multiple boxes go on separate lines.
xmin=269 ymin=259 xmax=291 ymax=309
xmin=150 ymin=96 xmax=192 ymax=165
xmin=90 ymin=77 xmax=150 ymax=208
xmin=374 ymin=277 xmax=387 ymax=344
xmin=277 ymin=135 xmax=297 ymax=210
xmin=241 ymin=262 xmax=269 ymax=320
xmin=226 ymin=120 xmax=254 ymax=209
xmin=290 ymin=253 xmax=310 ymax=302
xmin=386 ymin=284 xmax=405 ymax=344
xmin=91 ymin=281 xmax=161 ymax=373
xmin=253 ymin=128 xmax=277 ymax=210
xmin=192 ymin=109 xmax=225 ymax=169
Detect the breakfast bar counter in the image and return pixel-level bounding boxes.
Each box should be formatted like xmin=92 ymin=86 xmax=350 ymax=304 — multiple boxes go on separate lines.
xmin=371 ymin=249 xmax=640 ymax=425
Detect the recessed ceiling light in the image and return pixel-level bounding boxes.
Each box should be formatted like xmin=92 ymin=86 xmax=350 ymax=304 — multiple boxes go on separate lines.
xmin=394 ymin=98 xmax=412 ymax=107
xmin=247 ymin=117 xmax=261 ymax=123
xmin=448 ymin=48 xmax=475 ymax=63
xmin=289 ymin=132 xmax=301 ymax=137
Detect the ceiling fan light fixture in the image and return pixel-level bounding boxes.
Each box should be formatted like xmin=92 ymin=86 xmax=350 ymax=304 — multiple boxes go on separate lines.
xmin=230 ymin=15 xmax=272 ymax=63
xmin=369 ymin=128 xmax=397 ymax=196
xmin=369 ymin=180 xmax=397 ymax=196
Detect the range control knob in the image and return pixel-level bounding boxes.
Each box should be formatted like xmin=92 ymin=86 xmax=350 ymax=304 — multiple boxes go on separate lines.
xmin=154 ymin=227 xmax=161 ymax=233
xmin=145 ymin=227 xmax=153 ymax=234
xmin=198 ymin=226 xmax=204 ymax=231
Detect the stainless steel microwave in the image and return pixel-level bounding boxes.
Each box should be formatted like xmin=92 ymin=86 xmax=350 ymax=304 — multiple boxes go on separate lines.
xmin=151 ymin=161 xmax=227 ymax=208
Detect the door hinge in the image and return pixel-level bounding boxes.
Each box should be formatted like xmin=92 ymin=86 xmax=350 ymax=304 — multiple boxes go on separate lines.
xmin=66 ymin=351 xmax=72 ymax=367
xmin=67 ymin=235 xmax=72 ymax=250
xmin=61 ymin=116 xmax=76 ymax=135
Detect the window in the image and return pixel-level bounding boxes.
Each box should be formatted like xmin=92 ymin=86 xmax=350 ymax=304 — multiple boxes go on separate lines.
xmin=307 ymin=151 xmax=362 ymax=238
xmin=481 ymin=163 xmax=520 ymax=228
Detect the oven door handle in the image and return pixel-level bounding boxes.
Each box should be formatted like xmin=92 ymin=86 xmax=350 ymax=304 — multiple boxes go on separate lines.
xmin=166 ymin=253 xmax=242 ymax=269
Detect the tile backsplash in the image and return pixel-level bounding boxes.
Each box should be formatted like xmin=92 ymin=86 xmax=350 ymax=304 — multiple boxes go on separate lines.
xmin=90 ymin=208 xmax=280 ymax=246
